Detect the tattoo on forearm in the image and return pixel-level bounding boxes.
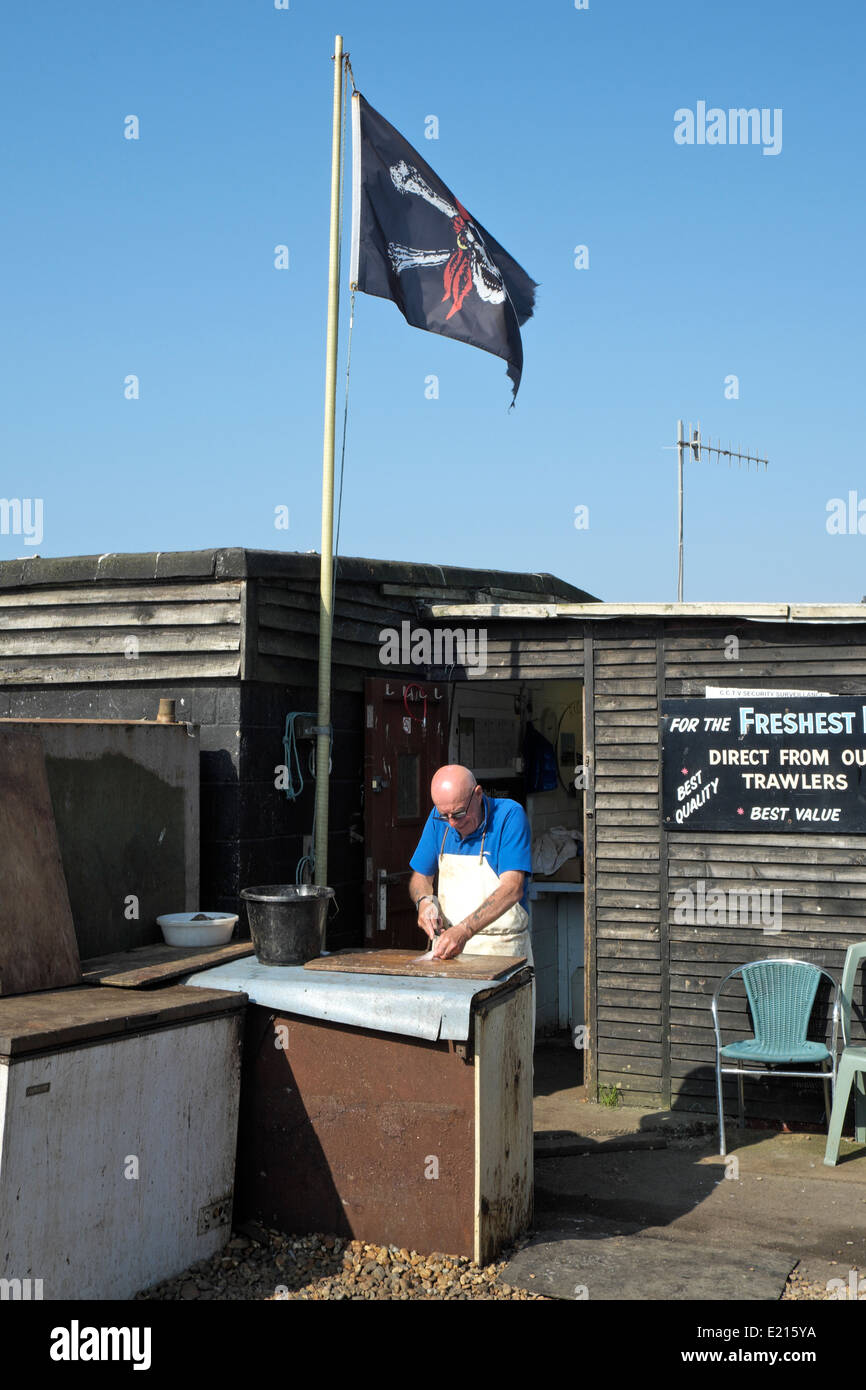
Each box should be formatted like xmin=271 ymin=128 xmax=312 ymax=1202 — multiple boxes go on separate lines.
xmin=466 ymin=888 xmax=506 ymax=929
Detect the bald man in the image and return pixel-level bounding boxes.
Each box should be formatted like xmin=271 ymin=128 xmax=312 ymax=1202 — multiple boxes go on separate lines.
xmin=408 ymin=765 xmax=533 ymax=967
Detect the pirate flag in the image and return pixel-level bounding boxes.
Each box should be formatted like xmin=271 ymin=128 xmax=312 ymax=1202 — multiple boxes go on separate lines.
xmin=349 ymin=93 xmax=537 ymax=402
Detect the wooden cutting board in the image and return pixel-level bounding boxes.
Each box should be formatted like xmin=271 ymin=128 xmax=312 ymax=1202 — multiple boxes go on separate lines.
xmin=304 ymin=948 xmax=526 ymax=981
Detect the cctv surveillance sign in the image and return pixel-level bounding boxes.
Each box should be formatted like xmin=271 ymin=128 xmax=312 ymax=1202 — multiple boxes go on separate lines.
xmin=662 ymin=698 xmax=866 ymax=833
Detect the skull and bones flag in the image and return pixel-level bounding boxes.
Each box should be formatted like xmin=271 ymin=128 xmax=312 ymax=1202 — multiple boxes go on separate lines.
xmin=350 ymin=93 xmax=537 ymax=402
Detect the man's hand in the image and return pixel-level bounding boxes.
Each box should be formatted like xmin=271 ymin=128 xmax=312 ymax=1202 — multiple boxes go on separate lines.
xmin=409 ymin=872 xmax=440 ymax=940
xmin=417 ymin=898 xmax=442 ymax=940
xmin=431 ymin=872 xmax=526 ymax=960
xmin=431 ymin=923 xmax=473 ymax=960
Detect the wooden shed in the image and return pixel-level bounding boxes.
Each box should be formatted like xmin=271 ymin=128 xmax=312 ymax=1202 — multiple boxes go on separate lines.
xmin=422 ymin=597 xmax=866 ymax=1121
xmin=0 ymin=548 xmax=593 ymax=956
xmin=5 ymin=550 xmax=866 ymax=1126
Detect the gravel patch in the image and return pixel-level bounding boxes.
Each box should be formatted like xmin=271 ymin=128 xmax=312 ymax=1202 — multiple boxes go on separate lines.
xmin=133 ymin=1227 xmax=856 ymax=1301
xmin=782 ymin=1264 xmax=865 ymax=1300
xmin=134 ymin=1228 xmax=548 ymax=1301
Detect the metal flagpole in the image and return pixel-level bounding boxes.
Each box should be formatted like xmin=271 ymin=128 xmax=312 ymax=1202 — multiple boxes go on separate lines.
xmin=314 ymin=34 xmax=344 ymax=887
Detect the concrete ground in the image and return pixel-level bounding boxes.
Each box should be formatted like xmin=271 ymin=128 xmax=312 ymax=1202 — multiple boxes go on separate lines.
xmin=517 ymin=1040 xmax=866 ymax=1300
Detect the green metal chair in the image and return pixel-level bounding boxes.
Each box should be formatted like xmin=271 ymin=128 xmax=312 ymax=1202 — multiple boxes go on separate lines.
xmin=712 ymin=959 xmax=840 ymax=1157
xmin=824 ymin=943 xmax=866 ymax=1166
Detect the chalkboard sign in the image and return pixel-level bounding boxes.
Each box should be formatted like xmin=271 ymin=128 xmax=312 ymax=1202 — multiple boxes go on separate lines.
xmin=662 ymin=697 xmax=866 ymax=833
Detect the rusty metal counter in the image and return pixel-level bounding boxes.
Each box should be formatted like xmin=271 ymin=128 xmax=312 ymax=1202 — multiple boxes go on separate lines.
xmin=183 ymin=958 xmax=534 ymax=1264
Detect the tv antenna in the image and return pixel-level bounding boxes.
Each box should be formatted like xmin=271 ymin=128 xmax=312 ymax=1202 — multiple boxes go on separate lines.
xmin=667 ymin=419 xmax=769 ymax=602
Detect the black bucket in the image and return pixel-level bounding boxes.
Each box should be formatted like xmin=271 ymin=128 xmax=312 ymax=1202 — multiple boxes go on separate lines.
xmin=240 ymin=884 xmax=336 ymax=965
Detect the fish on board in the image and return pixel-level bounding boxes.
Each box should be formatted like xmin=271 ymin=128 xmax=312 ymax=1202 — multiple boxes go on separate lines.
xmin=412 ymin=925 xmax=446 ymax=964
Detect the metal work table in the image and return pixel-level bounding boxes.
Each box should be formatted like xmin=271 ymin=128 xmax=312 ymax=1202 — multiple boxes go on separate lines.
xmin=184 ymin=956 xmax=534 ymax=1263
xmin=184 ymin=956 xmax=523 ymax=1042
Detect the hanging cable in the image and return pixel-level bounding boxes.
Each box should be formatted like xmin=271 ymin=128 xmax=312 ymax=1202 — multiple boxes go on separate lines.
xmin=281 ymin=712 xmax=317 ymax=801
xmin=295 ymin=842 xmax=315 ymax=885
xmin=334 ymin=288 xmax=355 ymax=573
xmin=281 ymin=712 xmax=320 ymax=881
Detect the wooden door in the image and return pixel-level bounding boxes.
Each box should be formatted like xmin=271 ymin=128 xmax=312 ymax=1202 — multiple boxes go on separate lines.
xmin=363 ymin=677 xmax=448 ymax=949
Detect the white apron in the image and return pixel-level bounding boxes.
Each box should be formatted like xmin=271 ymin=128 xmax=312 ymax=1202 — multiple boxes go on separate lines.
xmin=436 ymin=817 xmax=534 ymax=970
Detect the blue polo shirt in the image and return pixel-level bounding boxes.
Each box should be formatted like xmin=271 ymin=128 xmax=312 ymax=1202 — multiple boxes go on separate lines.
xmin=410 ymin=796 xmax=532 ymax=909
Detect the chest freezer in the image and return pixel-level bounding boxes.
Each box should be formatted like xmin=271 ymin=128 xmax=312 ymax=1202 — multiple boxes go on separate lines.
xmin=0 ymin=983 xmax=247 ymax=1301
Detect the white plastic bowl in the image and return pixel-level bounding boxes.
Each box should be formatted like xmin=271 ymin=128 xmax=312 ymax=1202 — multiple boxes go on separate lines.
xmin=157 ymin=912 xmax=238 ymax=947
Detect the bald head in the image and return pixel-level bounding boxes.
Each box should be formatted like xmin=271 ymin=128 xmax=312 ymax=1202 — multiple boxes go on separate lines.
xmin=430 ymin=765 xmax=484 ymax=837
xmin=431 ymin=765 xmax=476 ymax=803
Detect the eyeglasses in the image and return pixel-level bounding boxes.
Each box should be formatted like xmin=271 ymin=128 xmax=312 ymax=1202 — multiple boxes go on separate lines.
xmin=435 ymin=785 xmax=479 ymax=822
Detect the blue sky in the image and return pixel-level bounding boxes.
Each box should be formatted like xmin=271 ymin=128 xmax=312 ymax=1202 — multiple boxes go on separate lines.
xmin=2 ymin=0 xmax=864 ymax=601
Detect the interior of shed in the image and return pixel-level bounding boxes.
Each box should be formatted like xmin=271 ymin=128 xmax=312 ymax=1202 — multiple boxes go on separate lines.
xmin=444 ymin=677 xmax=585 ymax=1045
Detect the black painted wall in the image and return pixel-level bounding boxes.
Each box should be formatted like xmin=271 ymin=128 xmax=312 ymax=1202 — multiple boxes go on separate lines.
xmin=0 ymin=678 xmax=365 ymax=951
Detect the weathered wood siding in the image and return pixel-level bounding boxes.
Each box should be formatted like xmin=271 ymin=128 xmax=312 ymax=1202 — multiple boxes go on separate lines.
xmin=664 ymin=619 xmax=866 ymax=1119
xmin=587 ymin=616 xmax=866 ymax=1120
xmin=0 ymin=580 xmax=242 ymax=683
xmin=589 ymin=623 xmax=665 ymax=1107
xmin=460 ymin=620 xmax=585 ymax=682
xmin=254 ymin=577 xmax=420 ymax=691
